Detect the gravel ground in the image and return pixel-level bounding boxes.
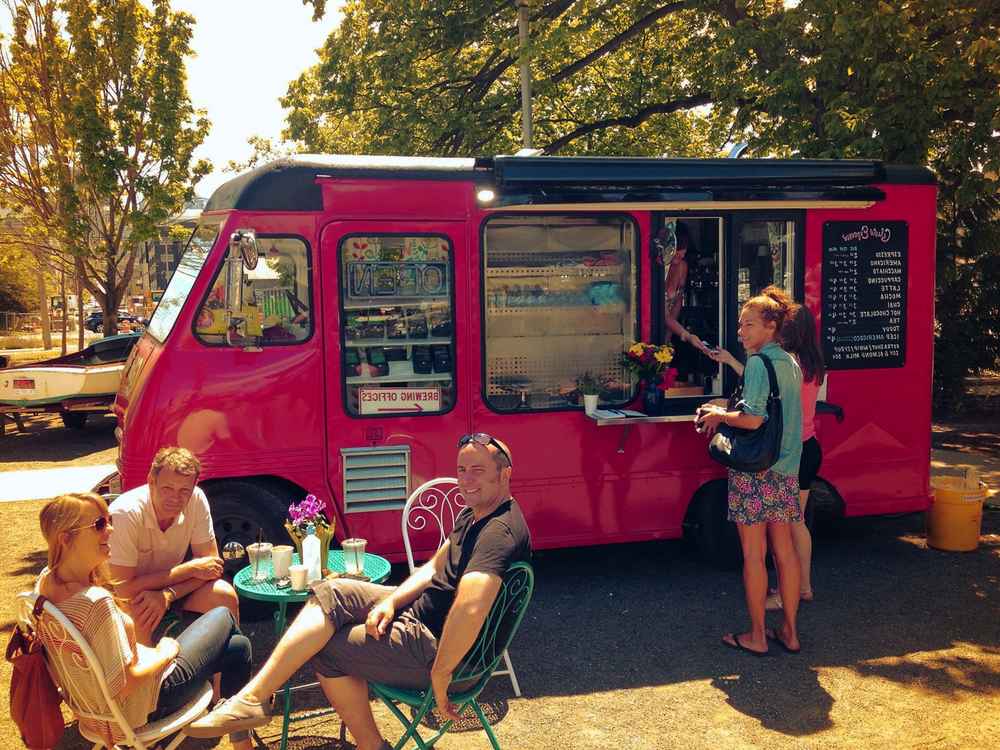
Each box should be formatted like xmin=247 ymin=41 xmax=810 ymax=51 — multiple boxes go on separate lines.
xmin=2 ymin=404 xmax=997 ymax=749
xmin=2 ymin=506 xmax=997 ymax=750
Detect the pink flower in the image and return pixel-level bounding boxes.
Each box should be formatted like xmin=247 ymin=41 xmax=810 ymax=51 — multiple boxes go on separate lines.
xmin=288 ymin=494 xmax=328 ymax=528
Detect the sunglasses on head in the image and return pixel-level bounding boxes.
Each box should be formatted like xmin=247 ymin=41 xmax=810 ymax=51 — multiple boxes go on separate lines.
xmin=71 ymin=516 xmax=112 ymax=533
xmin=458 ymin=432 xmax=513 ymax=468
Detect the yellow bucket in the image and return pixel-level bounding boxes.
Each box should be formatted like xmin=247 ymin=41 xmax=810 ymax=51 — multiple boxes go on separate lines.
xmin=927 ymin=470 xmax=987 ymax=552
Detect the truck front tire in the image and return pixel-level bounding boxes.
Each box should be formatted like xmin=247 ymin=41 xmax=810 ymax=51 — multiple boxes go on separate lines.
xmin=203 ymin=480 xmax=292 ymax=571
xmin=203 ymin=480 xmax=295 ymax=621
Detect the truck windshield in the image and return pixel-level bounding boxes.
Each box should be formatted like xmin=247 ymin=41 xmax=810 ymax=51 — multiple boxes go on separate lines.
xmin=146 ymin=221 xmax=221 ymax=342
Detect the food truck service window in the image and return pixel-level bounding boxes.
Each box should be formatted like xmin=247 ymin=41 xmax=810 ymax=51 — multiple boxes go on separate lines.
xmin=653 ymin=216 xmax=723 ymax=399
xmin=483 ymin=215 xmax=638 ymax=411
xmin=339 ymin=235 xmax=455 ymax=417
xmin=195 ymin=237 xmax=313 ymax=346
xmin=736 ymin=219 xmax=796 ymax=306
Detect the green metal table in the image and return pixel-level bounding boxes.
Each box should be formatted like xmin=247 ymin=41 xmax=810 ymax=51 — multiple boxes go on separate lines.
xmin=233 ymin=549 xmax=392 ymax=750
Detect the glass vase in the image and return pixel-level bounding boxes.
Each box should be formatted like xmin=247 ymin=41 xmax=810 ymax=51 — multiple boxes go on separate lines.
xmin=641 ymin=379 xmax=665 ymax=415
xmin=284 ymin=520 xmax=335 ymax=576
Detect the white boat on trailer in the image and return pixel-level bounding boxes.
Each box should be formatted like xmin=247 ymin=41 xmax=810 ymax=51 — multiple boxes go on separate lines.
xmin=0 ymin=334 xmax=140 ymax=431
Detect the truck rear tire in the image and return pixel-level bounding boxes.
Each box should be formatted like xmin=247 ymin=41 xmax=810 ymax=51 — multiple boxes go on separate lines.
xmin=61 ymin=412 xmax=88 ymax=429
xmin=686 ymin=480 xmax=742 ymax=569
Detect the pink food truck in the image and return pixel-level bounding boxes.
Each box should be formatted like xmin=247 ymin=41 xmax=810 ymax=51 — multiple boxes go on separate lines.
xmin=111 ymin=155 xmax=936 ymax=567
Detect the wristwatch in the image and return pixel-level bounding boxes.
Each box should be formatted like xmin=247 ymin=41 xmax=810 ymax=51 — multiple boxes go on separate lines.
xmin=163 ymin=587 xmax=177 ymax=607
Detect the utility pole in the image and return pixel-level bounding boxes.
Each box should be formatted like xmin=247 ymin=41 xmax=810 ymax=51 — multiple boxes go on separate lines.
xmin=516 ymin=0 xmax=533 ymax=149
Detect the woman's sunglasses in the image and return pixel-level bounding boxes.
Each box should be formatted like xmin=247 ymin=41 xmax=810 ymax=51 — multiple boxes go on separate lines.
xmin=71 ymin=516 xmax=112 ymax=533
xmin=457 ymin=432 xmax=513 ymax=468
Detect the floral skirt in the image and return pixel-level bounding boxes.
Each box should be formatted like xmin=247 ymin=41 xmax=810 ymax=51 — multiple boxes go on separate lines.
xmin=727 ymin=468 xmax=801 ymax=525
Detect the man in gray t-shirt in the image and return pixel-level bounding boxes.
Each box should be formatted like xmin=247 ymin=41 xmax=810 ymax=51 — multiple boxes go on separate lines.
xmin=189 ymin=435 xmax=531 ymax=750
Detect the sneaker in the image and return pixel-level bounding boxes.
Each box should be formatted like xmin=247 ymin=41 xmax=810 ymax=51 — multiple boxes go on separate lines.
xmin=184 ymin=694 xmax=272 ymax=738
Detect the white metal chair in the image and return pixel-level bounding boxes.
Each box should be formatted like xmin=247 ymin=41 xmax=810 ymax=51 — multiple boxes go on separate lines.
xmin=17 ymin=590 xmax=213 ymax=750
xmin=401 ymin=477 xmax=523 ymax=696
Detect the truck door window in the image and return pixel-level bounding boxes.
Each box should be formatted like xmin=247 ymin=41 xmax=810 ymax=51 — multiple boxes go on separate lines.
xmin=339 ymin=235 xmax=455 ymax=417
xmin=736 ymin=220 xmax=796 ymax=305
xmin=194 ymin=236 xmax=313 ymax=346
xmin=654 ymin=217 xmax=723 ymax=398
xmin=483 ymin=215 xmax=638 ymax=411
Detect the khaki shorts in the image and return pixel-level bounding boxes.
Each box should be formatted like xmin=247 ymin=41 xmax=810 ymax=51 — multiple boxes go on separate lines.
xmin=309 ymin=579 xmax=438 ymax=689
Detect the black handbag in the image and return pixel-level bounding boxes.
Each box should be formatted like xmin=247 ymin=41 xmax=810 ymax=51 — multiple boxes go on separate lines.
xmin=708 ymin=353 xmax=783 ymax=472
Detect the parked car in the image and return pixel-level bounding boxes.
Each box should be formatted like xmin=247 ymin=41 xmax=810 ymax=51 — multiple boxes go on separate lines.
xmin=84 ymin=310 xmax=142 ymax=333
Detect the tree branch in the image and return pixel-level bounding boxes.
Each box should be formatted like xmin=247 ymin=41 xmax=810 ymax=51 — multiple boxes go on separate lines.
xmin=549 ymin=2 xmax=690 ymax=85
xmin=542 ymin=92 xmax=712 ymax=153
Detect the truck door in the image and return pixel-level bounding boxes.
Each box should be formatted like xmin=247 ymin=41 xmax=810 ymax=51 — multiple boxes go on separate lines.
xmin=320 ymin=221 xmax=471 ymax=556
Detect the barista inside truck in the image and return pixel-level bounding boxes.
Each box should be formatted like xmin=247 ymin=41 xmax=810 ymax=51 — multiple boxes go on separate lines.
xmin=659 ymin=221 xmax=713 ymax=358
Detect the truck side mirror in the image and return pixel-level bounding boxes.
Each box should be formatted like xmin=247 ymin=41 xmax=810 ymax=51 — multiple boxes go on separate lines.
xmin=230 ymin=228 xmax=260 ymax=270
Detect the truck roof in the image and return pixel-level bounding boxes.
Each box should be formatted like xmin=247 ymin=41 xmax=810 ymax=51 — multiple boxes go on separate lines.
xmin=204 ymin=154 xmax=936 ymax=213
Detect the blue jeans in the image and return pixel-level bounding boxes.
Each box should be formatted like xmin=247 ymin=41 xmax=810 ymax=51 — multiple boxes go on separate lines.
xmin=148 ymin=607 xmax=251 ymax=732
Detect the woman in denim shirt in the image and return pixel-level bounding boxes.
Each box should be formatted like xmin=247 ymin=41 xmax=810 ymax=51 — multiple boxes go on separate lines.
xmin=697 ymin=288 xmax=803 ymax=655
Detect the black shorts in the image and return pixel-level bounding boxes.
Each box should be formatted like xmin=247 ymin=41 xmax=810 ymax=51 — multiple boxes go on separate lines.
xmin=799 ymin=437 xmax=822 ymax=490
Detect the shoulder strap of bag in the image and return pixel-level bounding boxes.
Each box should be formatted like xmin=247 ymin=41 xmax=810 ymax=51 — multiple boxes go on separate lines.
xmin=32 ymin=594 xmax=48 ymax=620
xmin=756 ymin=353 xmax=781 ymax=400
xmin=5 ymin=595 xmax=47 ymax=662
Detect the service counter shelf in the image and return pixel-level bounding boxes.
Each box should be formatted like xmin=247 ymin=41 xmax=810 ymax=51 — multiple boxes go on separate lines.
xmin=586 ymin=411 xmax=697 ymax=453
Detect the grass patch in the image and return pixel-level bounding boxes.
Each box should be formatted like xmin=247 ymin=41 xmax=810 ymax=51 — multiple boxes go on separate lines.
xmin=0 ymin=335 xmax=46 ymax=349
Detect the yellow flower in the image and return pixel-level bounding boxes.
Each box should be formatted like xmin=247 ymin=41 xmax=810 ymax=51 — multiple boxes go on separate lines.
xmin=654 ymin=348 xmax=673 ymax=364
xmin=629 ymin=343 xmax=645 ymax=356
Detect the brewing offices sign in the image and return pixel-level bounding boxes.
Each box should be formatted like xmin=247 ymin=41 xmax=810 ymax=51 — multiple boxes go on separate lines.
xmin=822 ymin=221 xmax=907 ymax=369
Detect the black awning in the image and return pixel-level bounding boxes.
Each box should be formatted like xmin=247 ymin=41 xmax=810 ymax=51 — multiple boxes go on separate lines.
xmin=491 ymin=156 xmax=935 ymax=190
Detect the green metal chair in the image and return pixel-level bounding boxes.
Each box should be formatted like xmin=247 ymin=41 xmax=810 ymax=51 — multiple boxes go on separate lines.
xmin=370 ymin=562 xmax=534 ymax=750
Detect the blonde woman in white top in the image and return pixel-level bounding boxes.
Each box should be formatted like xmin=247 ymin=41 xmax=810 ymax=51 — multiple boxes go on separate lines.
xmin=36 ymin=493 xmax=254 ymax=749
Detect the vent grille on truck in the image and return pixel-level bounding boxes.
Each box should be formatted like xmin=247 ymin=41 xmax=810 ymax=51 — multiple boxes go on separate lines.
xmin=341 ymin=445 xmax=411 ymax=513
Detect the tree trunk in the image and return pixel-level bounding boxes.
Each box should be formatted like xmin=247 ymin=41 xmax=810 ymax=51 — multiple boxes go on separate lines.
xmin=76 ymin=266 xmax=84 ymax=351
xmin=34 ymin=250 xmax=51 ymax=350
xmin=104 ymin=248 xmax=118 ymax=336
xmin=59 ymin=265 xmax=67 ymax=355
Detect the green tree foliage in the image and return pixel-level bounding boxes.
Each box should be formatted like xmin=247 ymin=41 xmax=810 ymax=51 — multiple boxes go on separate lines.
xmin=287 ymin=0 xmax=732 ymax=157
xmin=294 ymin=0 xmax=999 ymax=408
xmin=704 ymin=0 xmax=1000 ymax=409
xmin=0 ymin=242 xmax=33 ymax=310
xmin=0 ymin=0 xmax=209 ymax=334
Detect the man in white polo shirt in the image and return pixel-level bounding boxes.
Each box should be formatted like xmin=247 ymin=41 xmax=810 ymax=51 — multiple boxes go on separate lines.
xmin=109 ymin=446 xmax=239 ymax=644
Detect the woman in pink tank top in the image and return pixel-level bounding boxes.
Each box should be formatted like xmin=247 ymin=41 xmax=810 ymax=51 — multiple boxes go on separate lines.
xmin=768 ymin=304 xmax=824 ymax=608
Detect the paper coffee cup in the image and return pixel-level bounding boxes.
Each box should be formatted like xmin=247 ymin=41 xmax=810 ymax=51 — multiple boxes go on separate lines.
xmin=289 ymin=564 xmax=309 ymax=591
xmin=272 ymin=545 xmax=294 ymax=579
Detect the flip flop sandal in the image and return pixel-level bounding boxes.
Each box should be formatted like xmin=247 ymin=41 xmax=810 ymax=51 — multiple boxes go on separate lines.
xmin=722 ymin=633 xmax=769 ymax=657
xmin=765 ymin=627 xmax=801 ymax=654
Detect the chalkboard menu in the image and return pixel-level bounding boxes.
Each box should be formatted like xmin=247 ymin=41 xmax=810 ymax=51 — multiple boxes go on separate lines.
xmin=822 ymin=221 xmax=907 ymax=369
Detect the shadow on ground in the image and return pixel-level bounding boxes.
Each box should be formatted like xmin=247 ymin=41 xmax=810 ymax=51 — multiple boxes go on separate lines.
xmin=23 ymin=509 xmax=1000 ymax=748
xmin=234 ymin=510 xmax=1000 ymax=745
xmin=0 ymin=413 xmax=116 ymax=466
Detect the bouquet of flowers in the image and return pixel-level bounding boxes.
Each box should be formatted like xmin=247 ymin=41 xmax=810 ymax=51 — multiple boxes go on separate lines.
xmin=285 ymin=494 xmax=335 ymax=573
xmin=622 ymin=342 xmax=678 ymax=391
